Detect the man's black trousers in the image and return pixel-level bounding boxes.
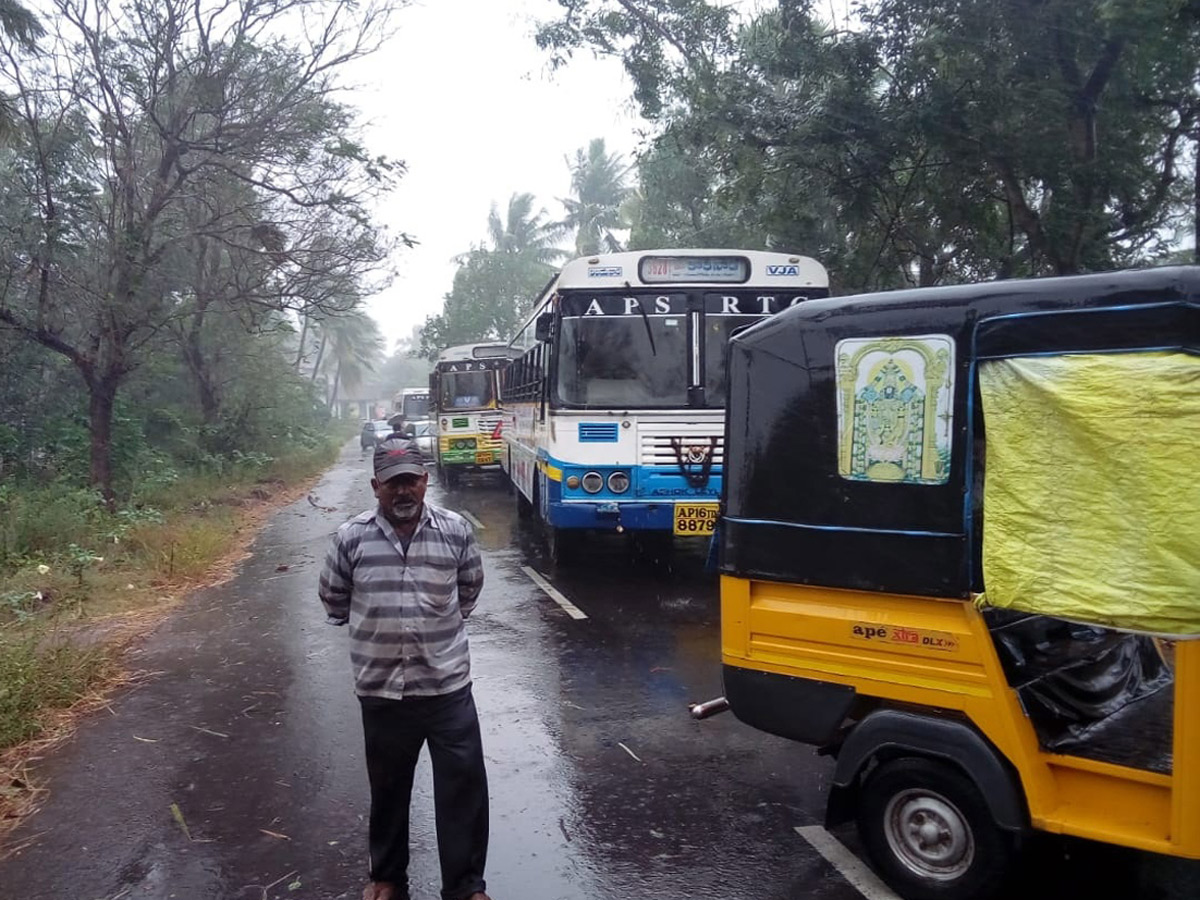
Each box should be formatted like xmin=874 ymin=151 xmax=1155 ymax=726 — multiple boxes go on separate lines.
xmin=359 ymin=685 xmax=489 ymax=900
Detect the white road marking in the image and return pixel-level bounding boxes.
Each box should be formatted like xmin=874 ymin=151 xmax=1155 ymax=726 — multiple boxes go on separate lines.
xmin=459 ymin=509 xmax=485 ymax=529
xmin=520 ymin=566 xmax=588 ymax=620
xmin=794 ymin=826 xmax=901 ymax=900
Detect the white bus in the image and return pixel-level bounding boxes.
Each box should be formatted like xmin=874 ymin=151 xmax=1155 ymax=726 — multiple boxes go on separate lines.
xmin=392 ymin=386 xmax=432 ymax=424
xmin=430 ymin=342 xmax=512 ymax=487
xmin=500 ymin=249 xmax=830 ymax=561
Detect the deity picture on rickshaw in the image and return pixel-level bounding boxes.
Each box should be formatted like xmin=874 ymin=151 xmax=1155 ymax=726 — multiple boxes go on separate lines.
xmin=835 ymin=335 xmax=954 ymax=484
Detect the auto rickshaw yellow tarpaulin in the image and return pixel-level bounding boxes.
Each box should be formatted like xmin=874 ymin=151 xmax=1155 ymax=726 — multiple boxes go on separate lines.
xmin=979 ymin=351 xmax=1200 ymax=635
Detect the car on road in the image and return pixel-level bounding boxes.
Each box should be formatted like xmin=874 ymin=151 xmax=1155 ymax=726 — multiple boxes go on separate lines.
xmin=401 ymin=419 xmax=436 ymax=462
xmin=360 ymin=419 xmax=393 ymax=450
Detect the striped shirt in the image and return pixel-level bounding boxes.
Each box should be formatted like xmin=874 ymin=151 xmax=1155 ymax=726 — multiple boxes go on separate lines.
xmin=318 ymin=503 xmax=484 ymax=699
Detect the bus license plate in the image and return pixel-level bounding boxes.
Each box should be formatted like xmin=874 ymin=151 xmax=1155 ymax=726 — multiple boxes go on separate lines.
xmin=475 ymin=451 xmax=494 ymax=465
xmin=673 ymin=503 xmax=718 ymax=536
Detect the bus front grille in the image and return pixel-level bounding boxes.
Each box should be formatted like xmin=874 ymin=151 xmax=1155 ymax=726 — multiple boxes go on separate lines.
xmin=638 ymin=427 xmax=725 ymax=467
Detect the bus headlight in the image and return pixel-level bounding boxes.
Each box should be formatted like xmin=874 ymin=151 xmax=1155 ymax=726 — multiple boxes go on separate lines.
xmin=607 ymin=471 xmax=630 ymax=494
xmin=581 ymin=472 xmax=604 ymax=493
xmin=566 ymin=475 xmax=580 ymax=489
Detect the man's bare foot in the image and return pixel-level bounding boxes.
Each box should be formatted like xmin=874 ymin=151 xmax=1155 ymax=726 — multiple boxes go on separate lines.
xmin=363 ymin=882 xmax=398 ymax=900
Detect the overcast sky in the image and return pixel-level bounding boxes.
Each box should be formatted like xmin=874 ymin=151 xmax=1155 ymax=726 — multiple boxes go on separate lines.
xmin=350 ymin=0 xmax=645 ymax=350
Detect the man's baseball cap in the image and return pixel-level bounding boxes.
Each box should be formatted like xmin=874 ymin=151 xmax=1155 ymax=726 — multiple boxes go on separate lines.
xmin=373 ymin=438 xmax=426 ymax=481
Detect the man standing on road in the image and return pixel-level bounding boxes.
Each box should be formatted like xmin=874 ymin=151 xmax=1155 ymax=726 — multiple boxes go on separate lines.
xmin=319 ymin=437 xmax=492 ymax=900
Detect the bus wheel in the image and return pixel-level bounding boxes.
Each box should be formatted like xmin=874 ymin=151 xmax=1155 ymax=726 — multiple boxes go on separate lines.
xmin=856 ymin=757 xmax=1011 ymax=900
xmin=515 ymin=487 xmax=534 ymax=519
xmin=546 ymin=526 xmax=578 ymax=566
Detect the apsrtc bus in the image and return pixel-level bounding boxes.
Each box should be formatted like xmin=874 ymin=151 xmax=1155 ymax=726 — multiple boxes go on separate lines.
xmin=392 ymin=386 xmax=432 ymax=424
xmin=500 ymin=249 xmax=830 ymax=561
xmin=430 ymin=342 xmax=511 ymax=487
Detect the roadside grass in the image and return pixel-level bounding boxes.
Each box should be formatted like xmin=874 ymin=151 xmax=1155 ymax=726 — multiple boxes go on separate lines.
xmin=0 ymin=628 xmax=117 ymax=750
xmin=0 ymin=435 xmax=347 ymax=846
xmin=124 ymin=511 xmax=245 ymax=582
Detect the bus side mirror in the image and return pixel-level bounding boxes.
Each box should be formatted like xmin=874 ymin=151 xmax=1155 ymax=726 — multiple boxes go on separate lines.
xmin=535 ymin=313 xmax=554 ymax=342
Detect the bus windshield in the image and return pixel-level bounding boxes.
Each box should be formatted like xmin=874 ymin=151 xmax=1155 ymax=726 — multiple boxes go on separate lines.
xmin=556 ymin=316 xmax=688 ymax=407
xmin=439 ymin=371 xmax=495 ymax=410
xmin=402 ymin=394 xmax=431 ymax=419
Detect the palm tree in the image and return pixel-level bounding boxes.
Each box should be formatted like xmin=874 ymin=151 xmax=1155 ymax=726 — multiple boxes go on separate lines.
xmin=486 ymin=192 xmax=567 ymax=263
xmin=314 ymin=308 xmax=385 ymax=411
xmin=560 ymin=138 xmax=632 ymax=257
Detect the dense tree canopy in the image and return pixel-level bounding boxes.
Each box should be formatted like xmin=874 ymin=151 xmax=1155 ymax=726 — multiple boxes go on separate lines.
xmin=539 ymin=0 xmax=1200 ymax=288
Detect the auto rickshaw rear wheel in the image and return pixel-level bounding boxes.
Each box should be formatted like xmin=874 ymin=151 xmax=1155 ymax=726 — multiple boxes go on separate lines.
xmin=856 ymin=757 xmax=1011 ymax=900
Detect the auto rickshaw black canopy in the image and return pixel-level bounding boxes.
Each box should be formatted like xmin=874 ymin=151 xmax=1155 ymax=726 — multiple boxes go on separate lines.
xmin=720 ymin=266 xmax=1200 ymax=598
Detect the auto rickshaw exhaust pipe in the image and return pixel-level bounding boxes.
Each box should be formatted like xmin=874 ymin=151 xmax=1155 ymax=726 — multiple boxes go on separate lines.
xmin=689 ymin=696 xmax=730 ymax=720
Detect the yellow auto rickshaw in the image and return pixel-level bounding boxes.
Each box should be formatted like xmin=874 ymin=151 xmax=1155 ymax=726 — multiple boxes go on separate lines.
xmin=693 ymin=266 xmax=1200 ymax=899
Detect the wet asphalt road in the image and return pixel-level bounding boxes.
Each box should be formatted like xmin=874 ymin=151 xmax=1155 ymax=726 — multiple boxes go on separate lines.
xmin=2 ymin=440 xmax=1198 ymax=900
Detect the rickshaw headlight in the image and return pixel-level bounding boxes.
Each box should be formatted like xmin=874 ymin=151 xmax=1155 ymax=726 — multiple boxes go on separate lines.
xmin=607 ymin=471 xmax=630 ymax=494
xmin=581 ymin=472 xmax=604 ymax=493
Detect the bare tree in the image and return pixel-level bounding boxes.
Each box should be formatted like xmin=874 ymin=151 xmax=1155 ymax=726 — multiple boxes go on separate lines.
xmin=0 ymin=0 xmax=402 ymax=502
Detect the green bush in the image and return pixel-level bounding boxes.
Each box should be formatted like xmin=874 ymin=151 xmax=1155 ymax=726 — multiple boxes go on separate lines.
xmin=0 ymin=485 xmax=109 ymax=569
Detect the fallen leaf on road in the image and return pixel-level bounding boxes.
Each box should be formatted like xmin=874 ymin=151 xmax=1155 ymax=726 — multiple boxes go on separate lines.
xmin=275 ymin=564 xmax=290 ymax=572
xmin=169 ymin=802 xmax=192 ymax=841
xmin=132 ymin=735 xmax=158 ymax=743
xmin=617 ymin=742 xmax=643 ymax=763
xmin=260 ymin=829 xmax=291 ymax=840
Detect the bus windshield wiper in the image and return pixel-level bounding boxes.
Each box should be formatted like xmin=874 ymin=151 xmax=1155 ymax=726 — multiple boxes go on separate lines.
xmin=626 ymin=283 xmax=656 ymax=357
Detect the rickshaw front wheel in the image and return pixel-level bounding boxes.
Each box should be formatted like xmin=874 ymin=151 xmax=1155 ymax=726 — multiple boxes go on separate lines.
xmin=857 ymin=757 xmax=1011 ymax=900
